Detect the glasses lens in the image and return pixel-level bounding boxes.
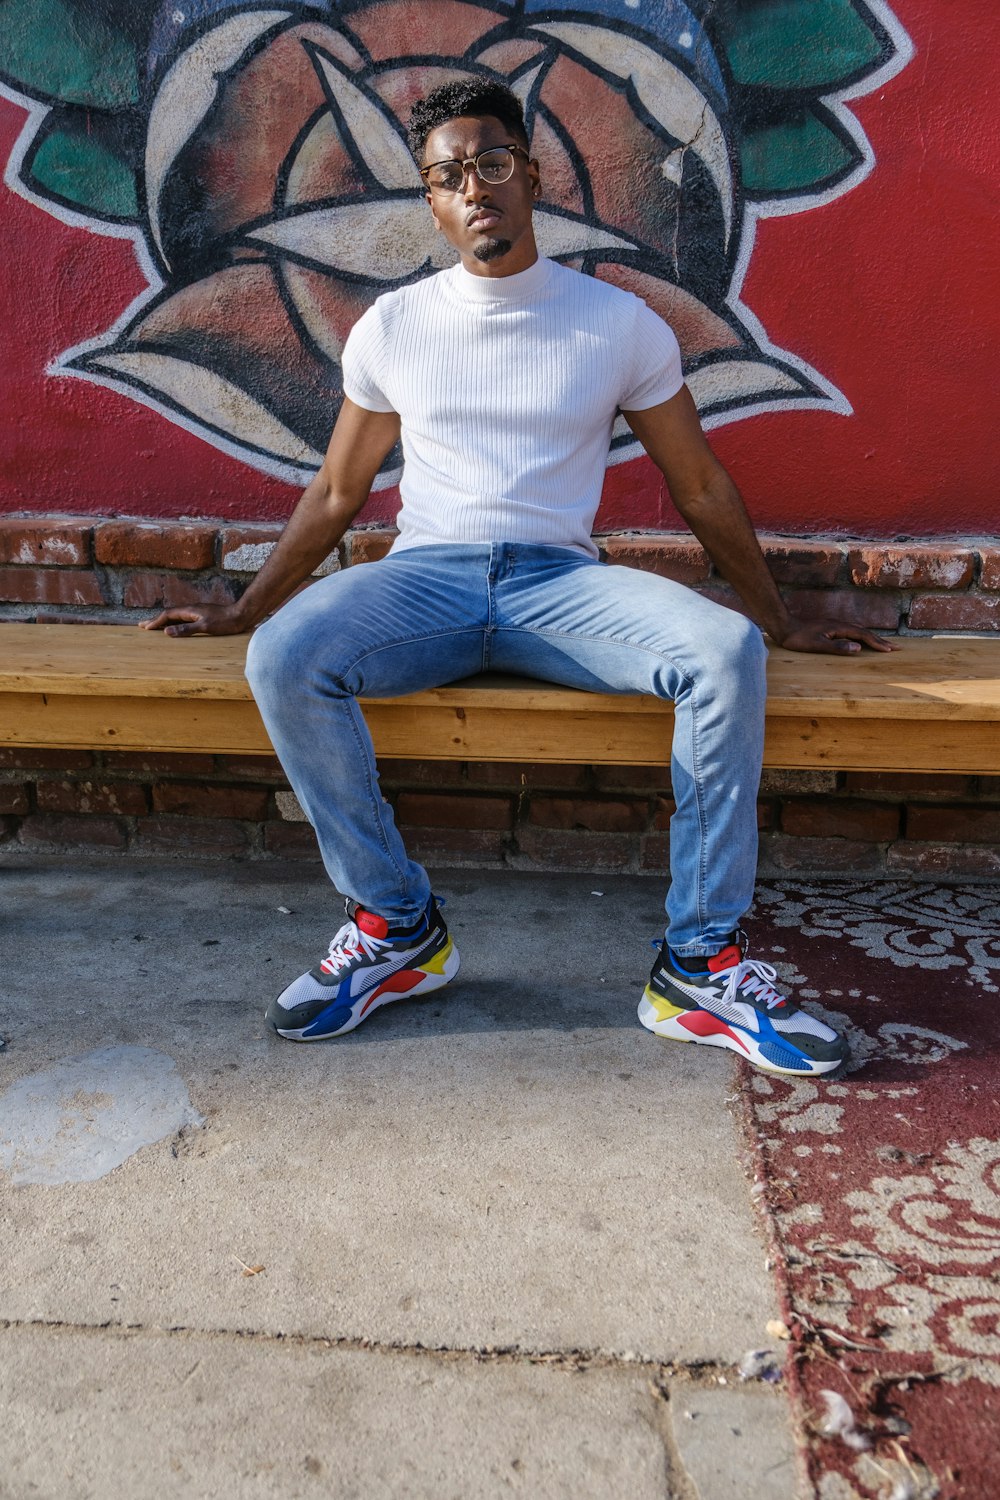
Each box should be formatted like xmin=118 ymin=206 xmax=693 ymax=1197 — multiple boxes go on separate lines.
xmin=427 ymin=163 xmax=465 ymax=191
xmin=476 ymin=148 xmax=514 ymax=183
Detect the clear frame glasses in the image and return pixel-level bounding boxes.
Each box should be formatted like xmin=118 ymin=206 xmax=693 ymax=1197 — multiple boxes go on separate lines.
xmin=420 ymin=144 xmax=530 ymax=194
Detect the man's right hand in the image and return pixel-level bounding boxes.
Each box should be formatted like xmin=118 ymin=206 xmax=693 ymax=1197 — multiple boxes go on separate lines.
xmin=140 ymin=602 xmax=253 ymax=637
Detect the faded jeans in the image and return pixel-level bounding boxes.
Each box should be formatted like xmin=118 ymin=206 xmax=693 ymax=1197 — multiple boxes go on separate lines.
xmin=245 ymin=543 xmax=767 ymax=955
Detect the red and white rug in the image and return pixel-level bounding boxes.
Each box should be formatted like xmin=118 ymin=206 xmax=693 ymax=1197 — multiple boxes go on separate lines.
xmin=741 ymin=880 xmax=1000 ymax=1500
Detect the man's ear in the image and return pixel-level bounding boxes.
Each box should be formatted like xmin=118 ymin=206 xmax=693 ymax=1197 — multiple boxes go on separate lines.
xmin=425 ymin=189 xmax=441 ymax=230
xmin=528 ymin=157 xmax=541 ymax=199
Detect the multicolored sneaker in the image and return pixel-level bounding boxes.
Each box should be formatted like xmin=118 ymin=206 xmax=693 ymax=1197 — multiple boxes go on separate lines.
xmin=266 ymin=897 xmax=459 ymax=1041
xmin=638 ymin=933 xmax=848 ymax=1077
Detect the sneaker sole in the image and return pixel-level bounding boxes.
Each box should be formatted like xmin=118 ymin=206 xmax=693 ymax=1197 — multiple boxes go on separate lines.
xmin=637 ymin=990 xmax=845 ymax=1078
xmin=271 ymin=939 xmax=461 ymax=1042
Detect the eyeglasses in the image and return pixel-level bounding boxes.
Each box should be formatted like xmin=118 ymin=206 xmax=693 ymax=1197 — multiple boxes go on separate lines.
xmin=420 ymin=144 xmax=530 ymax=194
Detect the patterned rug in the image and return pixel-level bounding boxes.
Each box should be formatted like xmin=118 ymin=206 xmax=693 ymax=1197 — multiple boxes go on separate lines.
xmin=741 ymin=881 xmax=1000 ymax=1500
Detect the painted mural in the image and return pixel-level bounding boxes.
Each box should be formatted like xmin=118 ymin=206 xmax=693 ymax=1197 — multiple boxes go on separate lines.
xmin=1 ymin=1 xmax=910 ymax=489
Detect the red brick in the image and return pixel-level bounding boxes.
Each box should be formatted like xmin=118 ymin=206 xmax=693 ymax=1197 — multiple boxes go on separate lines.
xmin=908 ymin=595 xmax=1000 ymax=631
xmin=757 ymin=833 xmax=886 ymax=875
xmin=514 ymin=827 xmax=636 ymax=871
xmin=639 ymin=832 xmax=670 ymax=870
xmin=403 ymin=827 xmax=508 ymax=865
xmin=95 ymin=521 xmax=217 ymax=570
xmin=782 ymin=589 xmax=901 ymax=631
xmin=780 ymin=799 xmax=899 ymax=841
xmin=18 ymin=813 xmax=126 ymax=850
xmin=0 ymin=748 xmax=94 ymax=771
xmin=0 ymin=518 xmax=91 ymax=567
xmin=848 ymin=544 xmax=974 ymax=591
xmin=905 ymin=804 xmax=1000 ymax=843
xmin=381 ymin=759 xmax=468 ymax=789
xmin=133 ymin=816 xmax=251 ymax=856
xmin=395 ymin=792 xmax=513 ymax=830
xmin=466 ymin=761 xmax=591 ymax=791
xmin=101 ymin=751 xmax=216 ymax=775
xmin=980 ymin=548 xmax=1000 ymax=592
xmin=152 ymin=782 xmax=269 ymax=820
xmin=977 ymin=776 xmax=1000 ymax=798
xmin=36 ymin=779 xmax=148 ymax=816
xmin=692 ymin=585 xmax=752 ymax=617
xmin=218 ymin=526 xmax=285 ymax=573
xmin=602 ymin=535 xmax=710 ymax=585
xmin=886 ymin=841 xmax=1000 ymax=877
xmin=521 ymin=828 xmax=638 ymax=876
xmin=757 ymin=800 xmax=776 ymax=831
xmin=528 ymin=796 xmax=648 ymax=833
xmin=652 ymin=796 xmax=676 ymax=831
xmin=0 ymin=783 xmax=29 ymax=815
xmin=844 ymin=771 xmax=976 ymax=797
xmin=0 ymin=815 xmax=17 ymax=844
xmin=264 ymin=822 xmax=322 ymax=857
xmin=0 ymin=567 xmax=104 ymax=606
xmin=593 ymin=765 xmax=668 ymax=792
xmin=122 ymin=573 xmax=236 ymax=610
xmin=758 ymin=537 xmax=844 ymax=588
xmin=348 ymin=529 xmax=397 ymax=564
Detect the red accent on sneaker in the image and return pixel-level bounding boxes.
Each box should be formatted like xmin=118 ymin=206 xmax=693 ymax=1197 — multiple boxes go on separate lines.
xmin=355 ymin=908 xmax=390 ymax=939
xmin=679 ymin=1010 xmax=751 ymax=1054
xmin=707 ymin=944 xmax=742 ymax=973
xmin=361 ymin=969 xmax=424 ymax=1013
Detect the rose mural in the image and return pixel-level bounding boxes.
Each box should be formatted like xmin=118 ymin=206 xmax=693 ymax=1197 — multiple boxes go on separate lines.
xmin=0 ymin=1 xmax=910 ymax=487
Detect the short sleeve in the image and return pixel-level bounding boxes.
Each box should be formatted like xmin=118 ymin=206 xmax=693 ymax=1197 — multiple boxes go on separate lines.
xmin=341 ymin=301 xmax=397 ymax=414
xmin=618 ymin=299 xmax=684 ymax=411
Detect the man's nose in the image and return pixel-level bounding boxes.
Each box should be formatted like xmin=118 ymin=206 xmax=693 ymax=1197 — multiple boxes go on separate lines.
xmin=463 ymin=166 xmax=491 ymax=200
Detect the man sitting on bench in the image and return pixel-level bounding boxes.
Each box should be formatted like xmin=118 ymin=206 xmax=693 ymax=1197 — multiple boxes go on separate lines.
xmin=144 ymin=79 xmax=891 ymax=1076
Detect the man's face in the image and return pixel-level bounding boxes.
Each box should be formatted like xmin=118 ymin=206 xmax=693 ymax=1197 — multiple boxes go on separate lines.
xmin=421 ymin=114 xmax=540 ymax=277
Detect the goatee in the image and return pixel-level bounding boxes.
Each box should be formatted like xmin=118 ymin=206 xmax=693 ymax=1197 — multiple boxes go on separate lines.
xmin=472 ymin=237 xmax=512 ymax=264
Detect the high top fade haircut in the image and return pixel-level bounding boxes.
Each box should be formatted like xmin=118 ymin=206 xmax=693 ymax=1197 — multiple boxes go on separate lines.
xmin=407 ymin=79 xmax=529 ymax=163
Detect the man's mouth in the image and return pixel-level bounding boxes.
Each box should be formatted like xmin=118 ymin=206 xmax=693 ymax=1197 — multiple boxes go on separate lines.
xmin=467 ymin=209 xmax=502 ymax=230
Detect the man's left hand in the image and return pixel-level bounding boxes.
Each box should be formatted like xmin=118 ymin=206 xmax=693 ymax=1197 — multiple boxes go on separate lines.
xmin=775 ymin=617 xmax=898 ymax=655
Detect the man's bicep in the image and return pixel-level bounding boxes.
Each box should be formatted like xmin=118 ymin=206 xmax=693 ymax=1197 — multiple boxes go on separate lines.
xmin=622 ymin=386 xmax=725 ymax=508
xmin=322 ymin=398 xmax=401 ymax=500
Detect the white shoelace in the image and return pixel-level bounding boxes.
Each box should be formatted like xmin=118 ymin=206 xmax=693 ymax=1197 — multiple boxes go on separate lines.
xmin=719 ymin=957 xmax=787 ymax=1011
xmin=319 ymin=920 xmax=390 ymax=976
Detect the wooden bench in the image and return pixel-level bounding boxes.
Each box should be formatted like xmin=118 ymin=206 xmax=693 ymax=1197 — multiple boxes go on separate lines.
xmin=1 ymin=623 xmax=999 ymax=773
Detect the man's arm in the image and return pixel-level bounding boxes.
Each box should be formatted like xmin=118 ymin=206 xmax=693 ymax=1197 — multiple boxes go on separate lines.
xmin=142 ymin=399 xmax=401 ymax=636
xmin=623 ymin=387 xmax=894 ymax=654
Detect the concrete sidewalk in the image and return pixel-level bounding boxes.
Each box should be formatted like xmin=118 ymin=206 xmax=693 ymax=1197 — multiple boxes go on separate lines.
xmin=1 ymin=859 xmax=798 ymax=1499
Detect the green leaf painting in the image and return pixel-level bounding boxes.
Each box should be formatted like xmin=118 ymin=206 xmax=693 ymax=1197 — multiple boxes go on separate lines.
xmin=719 ymin=0 xmax=885 ymax=91
xmin=741 ymin=111 xmax=859 ymax=197
xmin=0 ymin=0 xmax=141 ymax=108
xmin=27 ymin=117 xmax=138 ymax=219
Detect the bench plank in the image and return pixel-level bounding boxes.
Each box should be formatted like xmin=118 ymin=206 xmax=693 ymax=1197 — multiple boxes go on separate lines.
xmin=2 ymin=624 xmax=999 ymax=771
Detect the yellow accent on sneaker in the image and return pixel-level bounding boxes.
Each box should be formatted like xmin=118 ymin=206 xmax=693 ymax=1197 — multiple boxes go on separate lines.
xmin=421 ymin=937 xmax=454 ymax=976
xmin=642 ymin=985 xmax=687 ymax=1022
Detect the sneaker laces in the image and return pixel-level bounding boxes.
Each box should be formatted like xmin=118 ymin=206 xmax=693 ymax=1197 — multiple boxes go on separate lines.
xmin=718 ymin=956 xmax=787 ymax=1012
xmin=319 ymin=920 xmax=390 ymax=976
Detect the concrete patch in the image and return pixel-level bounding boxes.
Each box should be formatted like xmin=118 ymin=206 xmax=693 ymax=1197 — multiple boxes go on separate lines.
xmin=0 ymin=1045 xmax=202 ymax=1186
xmin=669 ymin=1385 xmax=799 ymax=1499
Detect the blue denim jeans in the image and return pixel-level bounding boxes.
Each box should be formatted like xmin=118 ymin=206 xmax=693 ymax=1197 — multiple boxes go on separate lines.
xmin=245 ymin=543 xmax=766 ymax=955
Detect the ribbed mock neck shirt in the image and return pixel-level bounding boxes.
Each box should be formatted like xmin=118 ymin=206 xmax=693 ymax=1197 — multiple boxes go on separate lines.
xmin=341 ymin=256 xmax=683 ymax=559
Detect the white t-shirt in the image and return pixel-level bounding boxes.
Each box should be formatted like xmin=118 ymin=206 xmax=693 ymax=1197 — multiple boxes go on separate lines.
xmin=341 ymin=256 xmax=683 ymax=558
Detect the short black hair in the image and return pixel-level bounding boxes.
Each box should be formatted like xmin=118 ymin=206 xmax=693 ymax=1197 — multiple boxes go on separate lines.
xmin=407 ymin=79 xmax=528 ymax=162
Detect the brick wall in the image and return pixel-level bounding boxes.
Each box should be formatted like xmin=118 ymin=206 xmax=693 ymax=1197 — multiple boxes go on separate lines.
xmin=1 ymin=515 xmax=999 ymax=878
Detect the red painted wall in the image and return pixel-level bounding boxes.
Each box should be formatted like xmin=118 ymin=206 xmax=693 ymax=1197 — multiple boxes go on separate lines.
xmin=0 ymin=0 xmax=997 ymax=536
